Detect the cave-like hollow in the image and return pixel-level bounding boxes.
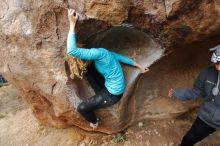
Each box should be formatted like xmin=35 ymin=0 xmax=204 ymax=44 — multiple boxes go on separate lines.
xmin=65 ymin=26 xmax=164 ymax=109
xmin=64 ymin=26 xmax=220 ymax=133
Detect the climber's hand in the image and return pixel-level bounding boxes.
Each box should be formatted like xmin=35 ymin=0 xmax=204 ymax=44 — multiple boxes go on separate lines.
xmin=168 ymin=88 xmax=173 ymax=98
xmin=140 ymin=66 xmax=149 ymax=73
xmin=135 ymin=63 xmax=149 ymax=74
xmin=68 ymin=9 xmax=78 ymax=26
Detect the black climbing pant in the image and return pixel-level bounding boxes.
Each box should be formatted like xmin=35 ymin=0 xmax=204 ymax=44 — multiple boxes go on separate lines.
xmin=77 ymin=63 xmax=123 ymax=124
xmin=180 ymin=117 xmax=216 ymax=146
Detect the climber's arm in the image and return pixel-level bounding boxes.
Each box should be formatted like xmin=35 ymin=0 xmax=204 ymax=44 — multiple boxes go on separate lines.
xmin=67 ymin=9 xmax=102 ymax=60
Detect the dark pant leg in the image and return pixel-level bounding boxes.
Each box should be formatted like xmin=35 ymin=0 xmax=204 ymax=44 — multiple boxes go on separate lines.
xmin=85 ymin=63 xmax=105 ymax=94
xmin=77 ymin=89 xmax=122 ymax=124
xmin=180 ymin=117 xmax=216 ymax=146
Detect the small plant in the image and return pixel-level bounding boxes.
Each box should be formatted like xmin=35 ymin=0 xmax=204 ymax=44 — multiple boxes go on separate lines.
xmin=112 ymin=133 xmax=126 ymax=143
xmin=0 ymin=113 xmax=5 ymax=119
xmin=37 ymin=123 xmax=45 ymax=134
xmin=178 ymin=23 xmax=190 ymax=29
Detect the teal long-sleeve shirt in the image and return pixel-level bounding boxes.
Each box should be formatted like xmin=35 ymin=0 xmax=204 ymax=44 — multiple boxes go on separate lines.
xmin=67 ymin=32 xmax=136 ymax=95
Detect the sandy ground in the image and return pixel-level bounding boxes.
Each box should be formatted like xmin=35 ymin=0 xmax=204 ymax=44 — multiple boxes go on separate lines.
xmin=0 ymin=85 xmax=220 ymax=146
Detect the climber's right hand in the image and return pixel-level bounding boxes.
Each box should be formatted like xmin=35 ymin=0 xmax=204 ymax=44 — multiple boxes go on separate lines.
xmin=168 ymin=88 xmax=173 ymax=97
xmin=68 ymin=9 xmax=78 ymax=26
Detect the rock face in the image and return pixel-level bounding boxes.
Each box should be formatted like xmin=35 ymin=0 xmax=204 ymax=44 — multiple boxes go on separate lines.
xmin=73 ymin=0 xmax=220 ymax=46
xmin=0 ymin=0 xmax=220 ymax=133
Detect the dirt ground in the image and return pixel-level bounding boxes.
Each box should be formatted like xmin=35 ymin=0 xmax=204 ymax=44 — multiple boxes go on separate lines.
xmin=0 ymin=85 xmax=220 ymax=146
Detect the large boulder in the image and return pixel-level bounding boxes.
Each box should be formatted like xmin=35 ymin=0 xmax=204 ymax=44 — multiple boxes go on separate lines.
xmin=0 ymin=0 xmax=163 ymax=133
xmin=0 ymin=0 xmax=220 ymax=133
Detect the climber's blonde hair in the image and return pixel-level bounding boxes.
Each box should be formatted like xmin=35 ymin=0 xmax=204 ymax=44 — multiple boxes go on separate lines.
xmin=64 ymin=46 xmax=90 ymax=79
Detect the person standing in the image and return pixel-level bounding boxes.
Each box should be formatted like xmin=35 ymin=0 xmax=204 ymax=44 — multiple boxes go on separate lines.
xmin=168 ymin=44 xmax=220 ymax=146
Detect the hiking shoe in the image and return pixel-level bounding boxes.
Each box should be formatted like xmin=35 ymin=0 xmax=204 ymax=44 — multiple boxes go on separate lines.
xmin=89 ymin=122 xmax=98 ymax=129
xmin=89 ymin=118 xmax=102 ymax=129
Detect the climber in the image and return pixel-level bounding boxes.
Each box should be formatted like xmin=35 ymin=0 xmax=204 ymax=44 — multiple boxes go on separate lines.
xmin=168 ymin=44 xmax=220 ymax=146
xmin=67 ymin=9 xmax=149 ymax=129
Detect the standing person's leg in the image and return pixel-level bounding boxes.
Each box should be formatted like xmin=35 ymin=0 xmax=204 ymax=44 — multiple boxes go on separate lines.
xmin=180 ymin=117 xmax=216 ymax=146
xmin=77 ymin=89 xmax=122 ymax=125
xmin=85 ymin=63 xmax=105 ymax=94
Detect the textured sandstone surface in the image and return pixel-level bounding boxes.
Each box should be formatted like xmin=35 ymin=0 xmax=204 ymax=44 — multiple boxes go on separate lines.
xmin=0 ymin=0 xmax=220 ymax=133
